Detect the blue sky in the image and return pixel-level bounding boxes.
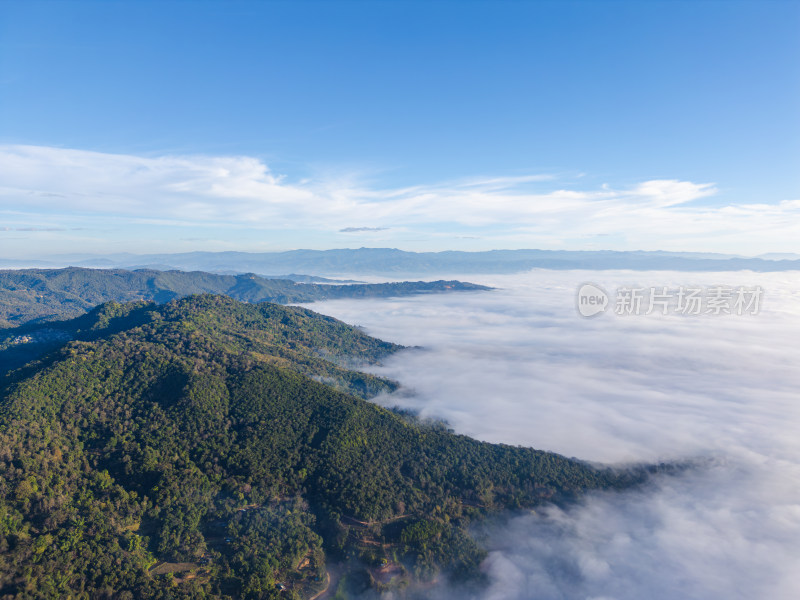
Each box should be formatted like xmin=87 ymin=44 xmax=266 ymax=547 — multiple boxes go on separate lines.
xmin=0 ymin=0 xmax=798 ymax=256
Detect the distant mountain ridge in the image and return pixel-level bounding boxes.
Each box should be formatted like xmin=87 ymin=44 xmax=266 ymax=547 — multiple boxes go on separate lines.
xmin=0 ymin=267 xmax=490 ymax=328
xmin=10 ymin=248 xmax=800 ymax=275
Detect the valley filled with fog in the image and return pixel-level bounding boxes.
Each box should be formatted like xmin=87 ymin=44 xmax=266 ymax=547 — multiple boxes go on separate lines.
xmin=305 ymin=270 xmax=800 ymax=600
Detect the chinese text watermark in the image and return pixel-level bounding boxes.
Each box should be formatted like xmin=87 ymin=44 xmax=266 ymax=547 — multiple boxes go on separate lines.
xmin=576 ymin=283 xmax=763 ymax=317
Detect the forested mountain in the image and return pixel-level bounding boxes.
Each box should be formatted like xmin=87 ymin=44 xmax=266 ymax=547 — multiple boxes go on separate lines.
xmin=0 ymin=268 xmax=489 ymax=328
xmin=0 ymin=296 xmax=644 ymax=599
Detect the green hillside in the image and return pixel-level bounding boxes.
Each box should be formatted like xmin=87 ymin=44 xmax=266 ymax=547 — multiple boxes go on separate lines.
xmin=0 ymin=267 xmax=490 ymax=328
xmin=0 ymin=296 xmax=641 ymax=599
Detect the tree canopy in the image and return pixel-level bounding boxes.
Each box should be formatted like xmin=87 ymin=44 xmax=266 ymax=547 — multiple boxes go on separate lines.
xmin=0 ymin=295 xmax=644 ymax=599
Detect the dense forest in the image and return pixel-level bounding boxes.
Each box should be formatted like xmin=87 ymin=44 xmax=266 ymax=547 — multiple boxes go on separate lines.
xmin=0 ymin=296 xmax=644 ymax=599
xmin=0 ymin=267 xmax=490 ymax=328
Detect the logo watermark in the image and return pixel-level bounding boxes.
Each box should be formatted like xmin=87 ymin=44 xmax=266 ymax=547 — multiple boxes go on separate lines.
xmin=576 ymin=283 xmax=763 ymax=317
xmin=576 ymin=283 xmax=610 ymax=317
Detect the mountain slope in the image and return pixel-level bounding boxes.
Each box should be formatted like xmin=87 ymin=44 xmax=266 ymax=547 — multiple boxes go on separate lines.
xmin=0 ymin=267 xmax=490 ymax=328
xmin=0 ymin=296 xmax=641 ymax=599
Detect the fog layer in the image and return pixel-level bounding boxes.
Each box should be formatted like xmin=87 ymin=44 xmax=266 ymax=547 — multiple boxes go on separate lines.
xmin=306 ymin=270 xmax=800 ymax=599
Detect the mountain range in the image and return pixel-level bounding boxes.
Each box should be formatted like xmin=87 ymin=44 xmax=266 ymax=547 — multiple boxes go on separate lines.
xmin=0 ymin=268 xmax=489 ymax=329
xmin=5 ymin=248 xmax=800 ymax=275
xmin=0 ymin=295 xmax=645 ymax=599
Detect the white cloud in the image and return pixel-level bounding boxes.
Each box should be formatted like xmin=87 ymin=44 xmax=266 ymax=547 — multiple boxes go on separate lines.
xmin=1 ymin=144 xmax=799 ymax=254
xmin=0 ymin=145 xmax=314 ymax=221
xmin=625 ymin=179 xmax=717 ymax=207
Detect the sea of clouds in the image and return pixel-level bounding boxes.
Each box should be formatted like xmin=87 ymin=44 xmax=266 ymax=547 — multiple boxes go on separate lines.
xmin=306 ymin=270 xmax=800 ymax=600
